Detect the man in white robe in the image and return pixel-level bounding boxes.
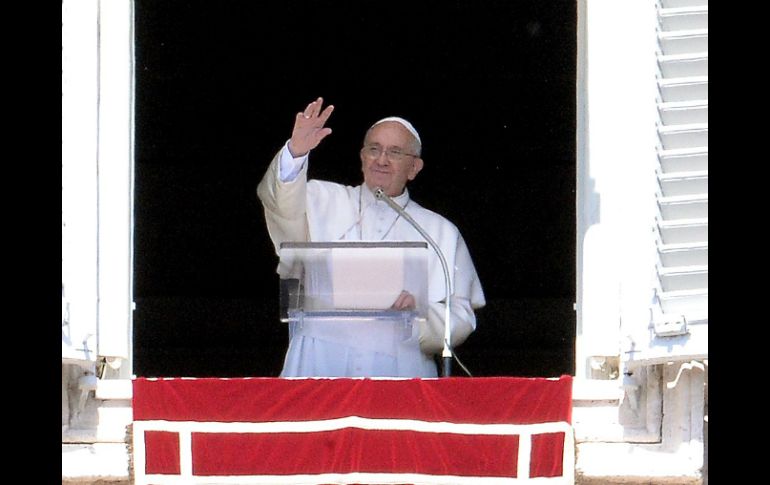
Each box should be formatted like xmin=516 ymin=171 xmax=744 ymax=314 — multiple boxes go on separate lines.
xmin=257 ymin=97 xmax=485 ymax=378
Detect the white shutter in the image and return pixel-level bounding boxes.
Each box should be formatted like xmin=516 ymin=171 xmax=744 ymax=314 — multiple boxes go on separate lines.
xmin=96 ymin=0 xmax=135 ymax=367
xmin=61 ymin=0 xmax=134 ymax=370
xmin=634 ymin=0 xmax=708 ymax=365
xmin=62 ymin=0 xmax=99 ymax=365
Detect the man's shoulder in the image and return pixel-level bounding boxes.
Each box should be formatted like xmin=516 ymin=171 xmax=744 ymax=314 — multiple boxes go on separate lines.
xmin=307 ymin=179 xmax=358 ymax=198
xmin=407 ymin=199 xmax=460 ymax=234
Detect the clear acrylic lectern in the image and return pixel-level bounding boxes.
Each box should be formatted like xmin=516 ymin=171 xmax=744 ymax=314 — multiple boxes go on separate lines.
xmin=278 ymin=241 xmax=429 ymax=368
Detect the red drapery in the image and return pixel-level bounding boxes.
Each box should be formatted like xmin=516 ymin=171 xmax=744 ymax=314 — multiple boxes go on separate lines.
xmin=133 ymin=376 xmax=573 ymax=484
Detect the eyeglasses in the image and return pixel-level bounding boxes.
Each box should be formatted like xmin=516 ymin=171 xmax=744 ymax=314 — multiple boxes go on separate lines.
xmin=360 ymin=145 xmax=418 ymax=163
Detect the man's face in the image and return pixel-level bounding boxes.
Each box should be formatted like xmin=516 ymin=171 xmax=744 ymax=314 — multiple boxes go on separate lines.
xmin=360 ymin=122 xmax=423 ymax=197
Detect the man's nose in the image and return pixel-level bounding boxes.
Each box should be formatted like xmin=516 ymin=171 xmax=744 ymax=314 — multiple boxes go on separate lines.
xmin=375 ymin=151 xmax=390 ymax=165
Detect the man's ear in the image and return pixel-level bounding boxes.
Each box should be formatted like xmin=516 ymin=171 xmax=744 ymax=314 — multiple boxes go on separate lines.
xmin=408 ymin=157 xmax=424 ymax=180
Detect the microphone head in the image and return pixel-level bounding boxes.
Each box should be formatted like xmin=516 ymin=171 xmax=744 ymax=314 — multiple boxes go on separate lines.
xmin=374 ymin=186 xmax=385 ymax=199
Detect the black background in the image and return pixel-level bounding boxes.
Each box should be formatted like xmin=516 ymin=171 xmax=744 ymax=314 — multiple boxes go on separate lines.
xmin=132 ymin=0 xmax=577 ymax=378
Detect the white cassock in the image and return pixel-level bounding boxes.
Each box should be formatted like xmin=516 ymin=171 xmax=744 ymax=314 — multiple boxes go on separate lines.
xmin=257 ymin=143 xmax=486 ymax=377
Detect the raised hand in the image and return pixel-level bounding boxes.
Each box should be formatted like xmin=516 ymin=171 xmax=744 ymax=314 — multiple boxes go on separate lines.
xmin=288 ymin=97 xmax=335 ymax=158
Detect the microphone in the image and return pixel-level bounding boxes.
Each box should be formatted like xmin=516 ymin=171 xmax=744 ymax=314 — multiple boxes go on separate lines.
xmin=374 ymin=186 xmax=454 ymax=377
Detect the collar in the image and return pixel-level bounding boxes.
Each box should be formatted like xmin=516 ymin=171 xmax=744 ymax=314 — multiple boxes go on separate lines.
xmin=360 ymin=184 xmax=410 ymax=210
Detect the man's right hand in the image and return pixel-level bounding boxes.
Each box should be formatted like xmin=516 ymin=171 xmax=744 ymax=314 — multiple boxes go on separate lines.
xmin=288 ymin=97 xmax=334 ymax=158
xmin=391 ymin=291 xmax=417 ymax=310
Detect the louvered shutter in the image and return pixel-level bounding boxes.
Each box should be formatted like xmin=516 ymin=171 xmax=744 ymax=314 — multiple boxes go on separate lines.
xmin=640 ymin=0 xmax=708 ymax=363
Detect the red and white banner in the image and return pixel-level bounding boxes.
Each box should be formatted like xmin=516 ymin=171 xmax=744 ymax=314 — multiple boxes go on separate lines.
xmin=133 ymin=376 xmax=573 ymax=484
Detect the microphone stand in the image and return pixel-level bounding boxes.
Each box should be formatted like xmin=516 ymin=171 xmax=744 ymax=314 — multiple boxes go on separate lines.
xmin=374 ymin=187 xmax=453 ymax=377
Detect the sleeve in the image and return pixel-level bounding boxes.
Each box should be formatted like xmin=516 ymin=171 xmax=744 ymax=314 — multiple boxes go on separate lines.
xmin=256 ymin=144 xmax=311 ymax=255
xmin=278 ymin=141 xmax=308 ymax=182
xmin=419 ymin=297 xmax=477 ymax=355
xmin=418 ymin=231 xmax=485 ymax=355
xmin=453 ymin=233 xmax=486 ymax=309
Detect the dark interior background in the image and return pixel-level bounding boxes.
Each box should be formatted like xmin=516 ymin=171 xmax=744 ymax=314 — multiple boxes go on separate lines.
xmin=132 ymin=0 xmax=577 ymax=378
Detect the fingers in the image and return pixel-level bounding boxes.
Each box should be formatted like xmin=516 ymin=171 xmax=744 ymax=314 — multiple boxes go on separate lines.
xmin=391 ymin=291 xmax=416 ymax=310
xmin=295 ymin=111 xmax=314 ymax=126
xmin=319 ymin=104 xmax=334 ymax=123
xmin=300 ymin=97 xmax=334 ymax=121
xmin=290 ymin=97 xmax=334 ymax=156
xmin=302 ymin=99 xmax=316 ymax=118
xmin=309 ymin=128 xmax=333 ymax=149
xmin=296 ymin=98 xmax=334 ymax=129
xmin=317 ymin=127 xmax=332 ymax=140
xmin=303 ymin=97 xmax=325 ymax=119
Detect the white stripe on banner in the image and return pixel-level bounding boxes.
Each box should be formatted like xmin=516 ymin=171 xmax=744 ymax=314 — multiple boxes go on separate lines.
xmin=143 ymin=471 xmax=573 ymax=484
xmin=179 ymin=430 xmax=192 ymax=479
xmin=517 ymin=431 xmax=532 ymax=480
xmin=135 ymin=416 xmax=572 ymax=436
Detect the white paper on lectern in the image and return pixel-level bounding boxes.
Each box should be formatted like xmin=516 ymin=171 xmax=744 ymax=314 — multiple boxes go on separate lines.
xmin=329 ymin=247 xmax=404 ymax=309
